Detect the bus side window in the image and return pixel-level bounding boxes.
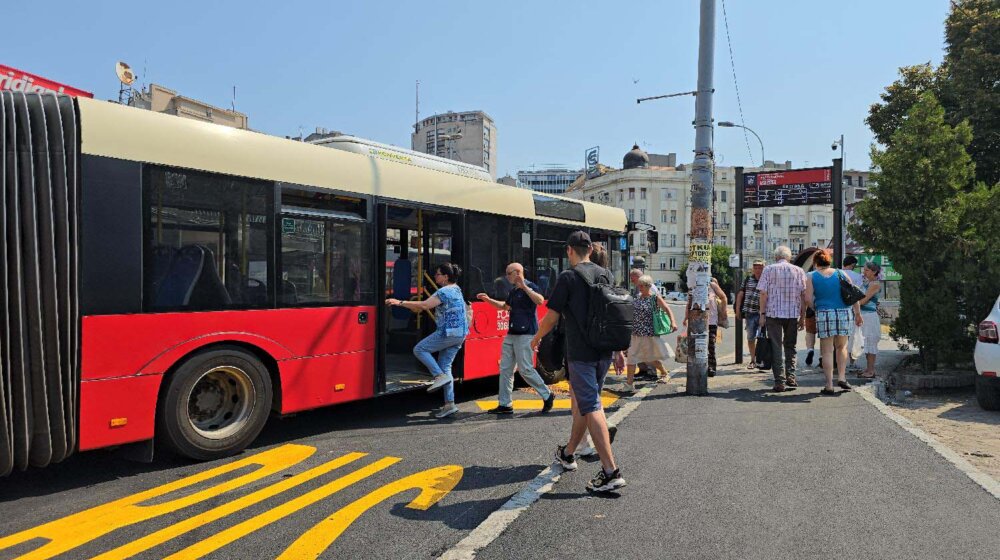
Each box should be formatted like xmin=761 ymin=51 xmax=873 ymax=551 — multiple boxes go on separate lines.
xmin=144 ymin=167 xmax=273 ymax=312
xmin=278 ymin=186 xmax=372 ymax=307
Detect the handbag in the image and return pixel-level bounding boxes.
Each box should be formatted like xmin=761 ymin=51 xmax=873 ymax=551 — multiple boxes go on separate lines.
xmin=838 ymin=271 xmax=866 ymax=306
xmin=754 ymin=329 xmax=772 ymax=370
xmin=653 ymin=297 xmax=672 ymax=336
xmin=716 ymin=296 xmax=730 ymax=329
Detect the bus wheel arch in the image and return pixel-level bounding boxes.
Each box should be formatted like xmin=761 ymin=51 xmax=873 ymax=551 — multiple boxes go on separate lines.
xmin=155 ymin=343 xmax=276 ymax=461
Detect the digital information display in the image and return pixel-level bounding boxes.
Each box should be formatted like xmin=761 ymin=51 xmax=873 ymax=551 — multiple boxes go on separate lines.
xmin=742 ymin=167 xmax=832 ymax=208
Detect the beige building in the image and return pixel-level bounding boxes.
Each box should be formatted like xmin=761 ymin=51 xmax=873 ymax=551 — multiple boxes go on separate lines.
xmin=567 ymin=145 xmax=840 ymax=290
xmin=412 ymin=111 xmax=497 ymax=179
xmin=130 ymin=83 xmax=248 ymax=129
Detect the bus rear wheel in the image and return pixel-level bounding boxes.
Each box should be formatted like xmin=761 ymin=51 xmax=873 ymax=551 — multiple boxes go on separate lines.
xmin=158 ymin=346 xmax=273 ymax=461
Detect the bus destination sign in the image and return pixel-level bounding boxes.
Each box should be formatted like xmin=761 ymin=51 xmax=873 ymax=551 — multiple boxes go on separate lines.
xmin=742 ymin=167 xmax=832 ymax=208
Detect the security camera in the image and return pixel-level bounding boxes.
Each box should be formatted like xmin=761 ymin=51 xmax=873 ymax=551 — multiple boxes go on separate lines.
xmin=831 ymin=143 xmax=838 ymax=151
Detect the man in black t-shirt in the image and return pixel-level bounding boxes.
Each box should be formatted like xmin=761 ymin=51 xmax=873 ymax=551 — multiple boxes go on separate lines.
xmin=476 ymin=263 xmax=555 ymax=415
xmin=530 ymin=231 xmax=626 ymax=492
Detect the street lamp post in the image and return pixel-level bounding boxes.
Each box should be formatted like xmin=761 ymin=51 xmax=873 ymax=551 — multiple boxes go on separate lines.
xmin=718 ymin=121 xmax=764 ymax=167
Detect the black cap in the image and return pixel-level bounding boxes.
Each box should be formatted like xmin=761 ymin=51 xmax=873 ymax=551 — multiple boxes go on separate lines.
xmin=843 ymin=255 xmax=858 ymax=267
xmin=567 ymin=231 xmax=592 ymax=248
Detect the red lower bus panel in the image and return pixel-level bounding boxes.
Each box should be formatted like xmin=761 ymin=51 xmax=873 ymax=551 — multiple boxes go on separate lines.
xmin=82 ymin=307 xmax=376 ymax=380
xmin=78 ymin=374 xmax=162 ymax=451
xmin=278 ymin=352 xmax=375 ymax=414
xmin=463 ymin=302 xmax=508 ymax=380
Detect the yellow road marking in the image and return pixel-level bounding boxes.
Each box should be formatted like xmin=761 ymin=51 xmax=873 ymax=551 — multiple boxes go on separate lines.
xmin=474 ymin=395 xmax=618 ymax=411
xmin=277 ymin=465 xmax=463 ymax=559
xmin=163 ymin=456 xmax=402 ymax=559
xmin=92 ymin=452 xmax=368 ymax=560
xmin=0 ymin=444 xmax=314 ymax=560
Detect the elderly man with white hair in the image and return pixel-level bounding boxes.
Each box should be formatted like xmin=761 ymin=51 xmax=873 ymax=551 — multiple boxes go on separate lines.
xmin=756 ymin=246 xmax=807 ymax=392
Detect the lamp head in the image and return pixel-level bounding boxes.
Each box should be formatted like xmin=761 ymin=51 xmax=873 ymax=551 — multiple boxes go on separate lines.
xmin=719 ymin=121 xmax=735 ymax=127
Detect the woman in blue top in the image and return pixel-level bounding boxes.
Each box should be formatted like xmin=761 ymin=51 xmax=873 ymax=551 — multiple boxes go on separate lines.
xmin=857 ymin=261 xmax=883 ymax=379
xmin=804 ymin=251 xmax=863 ymax=395
xmin=386 ymin=262 xmax=468 ymax=418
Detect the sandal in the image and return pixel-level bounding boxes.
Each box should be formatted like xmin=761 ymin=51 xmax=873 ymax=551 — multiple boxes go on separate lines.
xmin=836 ymin=381 xmax=853 ymax=391
xmin=820 ymin=388 xmax=837 ymax=396
xmin=859 ymin=372 xmax=876 ymax=379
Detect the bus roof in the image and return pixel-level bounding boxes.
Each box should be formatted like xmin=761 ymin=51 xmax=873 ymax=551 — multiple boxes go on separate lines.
xmin=311 ymin=135 xmax=494 ymax=182
xmin=76 ymin=98 xmax=626 ymax=232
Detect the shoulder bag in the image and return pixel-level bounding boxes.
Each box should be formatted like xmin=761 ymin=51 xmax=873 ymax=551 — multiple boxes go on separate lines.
xmin=838 ymin=270 xmax=866 ymax=306
xmin=653 ymin=296 xmax=672 ymax=336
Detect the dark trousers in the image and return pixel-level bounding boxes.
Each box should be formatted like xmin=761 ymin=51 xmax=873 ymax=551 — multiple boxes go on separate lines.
xmin=708 ymin=325 xmax=718 ymax=373
xmin=766 ymin=318 xmax=798 ymax=383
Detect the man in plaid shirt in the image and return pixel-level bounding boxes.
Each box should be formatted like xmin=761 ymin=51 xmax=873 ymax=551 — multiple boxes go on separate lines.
xmin=756 ymin=246 xmax=807 ymax=392
xmin=734 ymin=259 xmax=766 ymax=369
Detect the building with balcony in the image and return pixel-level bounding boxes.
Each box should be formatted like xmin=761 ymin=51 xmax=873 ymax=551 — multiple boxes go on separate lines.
xmin=411 ymin=111 xmax=497 ymax=179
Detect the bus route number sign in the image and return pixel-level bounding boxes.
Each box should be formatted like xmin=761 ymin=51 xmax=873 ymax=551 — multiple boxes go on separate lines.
xmin=743 ymin=167 xmax=832 ymax=208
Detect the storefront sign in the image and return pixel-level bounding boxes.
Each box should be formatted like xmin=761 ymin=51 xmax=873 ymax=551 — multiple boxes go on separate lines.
xmin=0 ymin=64 xmax=93 ymax=97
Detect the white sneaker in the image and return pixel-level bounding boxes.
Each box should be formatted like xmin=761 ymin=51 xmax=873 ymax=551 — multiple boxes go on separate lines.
xmin=434 ymin=403 xmax=459 ymax=418
xmin=622 ymin=382 xmax=635 ymax=393
xmin=427 ymin=374 xmax=452 ymax=393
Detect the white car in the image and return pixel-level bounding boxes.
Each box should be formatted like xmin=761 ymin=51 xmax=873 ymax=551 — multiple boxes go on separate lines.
xmin=974 ymin=294 xmax=1000 ymax=411
xmin=664 ymin=291 xmax=687 ymax=302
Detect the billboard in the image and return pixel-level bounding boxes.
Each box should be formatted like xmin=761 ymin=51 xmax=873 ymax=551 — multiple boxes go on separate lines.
xmin=742 ymin=167 xmax=832 ymax=208
xmin=0 ymin=64 xmax=93 ymax=98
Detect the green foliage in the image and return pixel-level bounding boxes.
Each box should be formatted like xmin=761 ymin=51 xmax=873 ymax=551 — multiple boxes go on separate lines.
xmin=867 ymin=1 xmax=999 ymax=185
xmin=943 ymin=0 xmax=1000 ymax=186
xmin=677 ymin=245 xmax=733 ymax=295
xmin=860 ymin=1 xmax=1000 ymax=369
xmin=852 ymin=93 xmax=997 ymax=369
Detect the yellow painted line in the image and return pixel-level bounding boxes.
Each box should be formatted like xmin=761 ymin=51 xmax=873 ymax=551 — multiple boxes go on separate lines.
xmin=163 ymin=456 xmax=402 ymax=559
xmin=92 ymin=452 xmax=369 ymax=560
xmin=0 ymin=444 xmax=315 ymax=560
xmin=475 ymin=393 xmax=618 ymax=411
xmin=277 ymin=465 xmax=463 ymax=559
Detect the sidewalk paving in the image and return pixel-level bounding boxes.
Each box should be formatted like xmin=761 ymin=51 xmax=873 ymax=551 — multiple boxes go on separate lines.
xmin=475 ymin=341 xmax=1000 ymax=560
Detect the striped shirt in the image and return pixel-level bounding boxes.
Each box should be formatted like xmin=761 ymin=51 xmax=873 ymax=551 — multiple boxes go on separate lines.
xmin=756 ymin=259 xmax=806 ymax=319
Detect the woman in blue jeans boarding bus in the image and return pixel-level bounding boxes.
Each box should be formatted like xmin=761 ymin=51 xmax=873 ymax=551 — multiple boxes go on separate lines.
xmin=386 ymin=262 xmax=469 ymax=418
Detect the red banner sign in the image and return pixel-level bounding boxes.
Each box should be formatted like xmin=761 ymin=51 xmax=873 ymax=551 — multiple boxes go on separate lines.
xmin=0 ymin=64 xmax=93 ymax=98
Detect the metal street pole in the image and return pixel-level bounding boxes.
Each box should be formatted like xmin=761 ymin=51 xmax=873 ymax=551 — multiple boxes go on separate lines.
xmin=685 ymin=0 xmax=716 ymax=396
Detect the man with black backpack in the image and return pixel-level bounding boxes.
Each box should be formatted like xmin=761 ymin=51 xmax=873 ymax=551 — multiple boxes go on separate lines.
xmin=531 ymin=231 xmax=632 ymax=492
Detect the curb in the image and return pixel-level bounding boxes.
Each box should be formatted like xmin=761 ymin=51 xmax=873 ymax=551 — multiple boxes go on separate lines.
xmin=855 ymin=385 xmax=1000 ymax=501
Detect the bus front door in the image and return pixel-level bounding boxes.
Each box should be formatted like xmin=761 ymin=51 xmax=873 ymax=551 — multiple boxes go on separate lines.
xmin=377 ymin=204 xmax=461 ymax=394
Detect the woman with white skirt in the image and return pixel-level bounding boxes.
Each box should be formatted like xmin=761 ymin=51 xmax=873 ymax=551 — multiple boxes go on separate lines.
xmin=624 ymin=275 xmax=677 ymax=392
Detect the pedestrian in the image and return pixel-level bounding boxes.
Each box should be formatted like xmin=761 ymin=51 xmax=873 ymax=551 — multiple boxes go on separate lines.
xmin=734 ymin=259 xmax=765 ymax=369
xmin=856 ymin=261 xmax=883 ymax=379
xmin=804 ymin=251 xmax=863 ymax=395
xmin=682 ymin=277 xmax=727 ymax=376
xmin=476 ymin=263 xmax=556 ymax=415
xmin=386 ymin=262 xmax=468 ymax=418
xmin=842 ymin=256 xmax=864 ymax=369
xmin=622 ymin=274 xmax=677 ymax=392
xmin=757 ymin=246 xmax=807 ymax=392
xmin=628 ymin=268 xmax=658 ymax=379
xmin=531 ymin=231 xmax=626 ymax=492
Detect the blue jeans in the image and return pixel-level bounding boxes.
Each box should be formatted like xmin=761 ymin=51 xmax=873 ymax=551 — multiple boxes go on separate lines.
xmin=413 ymin=330 xmax=465 ymax=404
xmin=498 ymin=334 xmax=552 ymax=407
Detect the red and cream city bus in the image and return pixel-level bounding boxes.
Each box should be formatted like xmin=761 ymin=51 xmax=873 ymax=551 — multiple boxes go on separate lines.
xmin=0 ymin=92 xmax=627 ymax=474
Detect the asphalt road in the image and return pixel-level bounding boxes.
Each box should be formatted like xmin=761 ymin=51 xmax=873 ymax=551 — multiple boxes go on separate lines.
xmin=1 ymin=330 xmax=996 ymax=560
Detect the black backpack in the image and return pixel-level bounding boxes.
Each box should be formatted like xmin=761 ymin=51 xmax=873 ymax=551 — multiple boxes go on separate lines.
xmin=571 ymin=266 xmax=634 ymax=352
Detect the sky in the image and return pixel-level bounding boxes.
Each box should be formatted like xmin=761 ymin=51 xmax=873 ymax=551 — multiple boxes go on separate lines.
xmin=5 ymin=0 xmax=951 ymax=175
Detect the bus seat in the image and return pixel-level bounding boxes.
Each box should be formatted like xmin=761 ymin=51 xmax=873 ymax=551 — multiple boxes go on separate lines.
xmin=150 ymin=245 xmax=177 ymax=297
xmin=391 ymin=257 xmax=412 ymax=320
xmin=185 ymin=245 xmax=233 ymax=309
xmin=153 ymin=245 xmax=205 ymax=307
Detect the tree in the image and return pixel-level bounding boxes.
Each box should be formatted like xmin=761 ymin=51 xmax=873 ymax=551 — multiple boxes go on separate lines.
xmin=867 ymin=1 xmax=999 ymax=185
xmin=942 ymin=0 xmax=1000 ymax=186
xmin=851 ymin=93 xmax=976 ymax=369
xmin=678 ymin=245 xmax=734 ymax=296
